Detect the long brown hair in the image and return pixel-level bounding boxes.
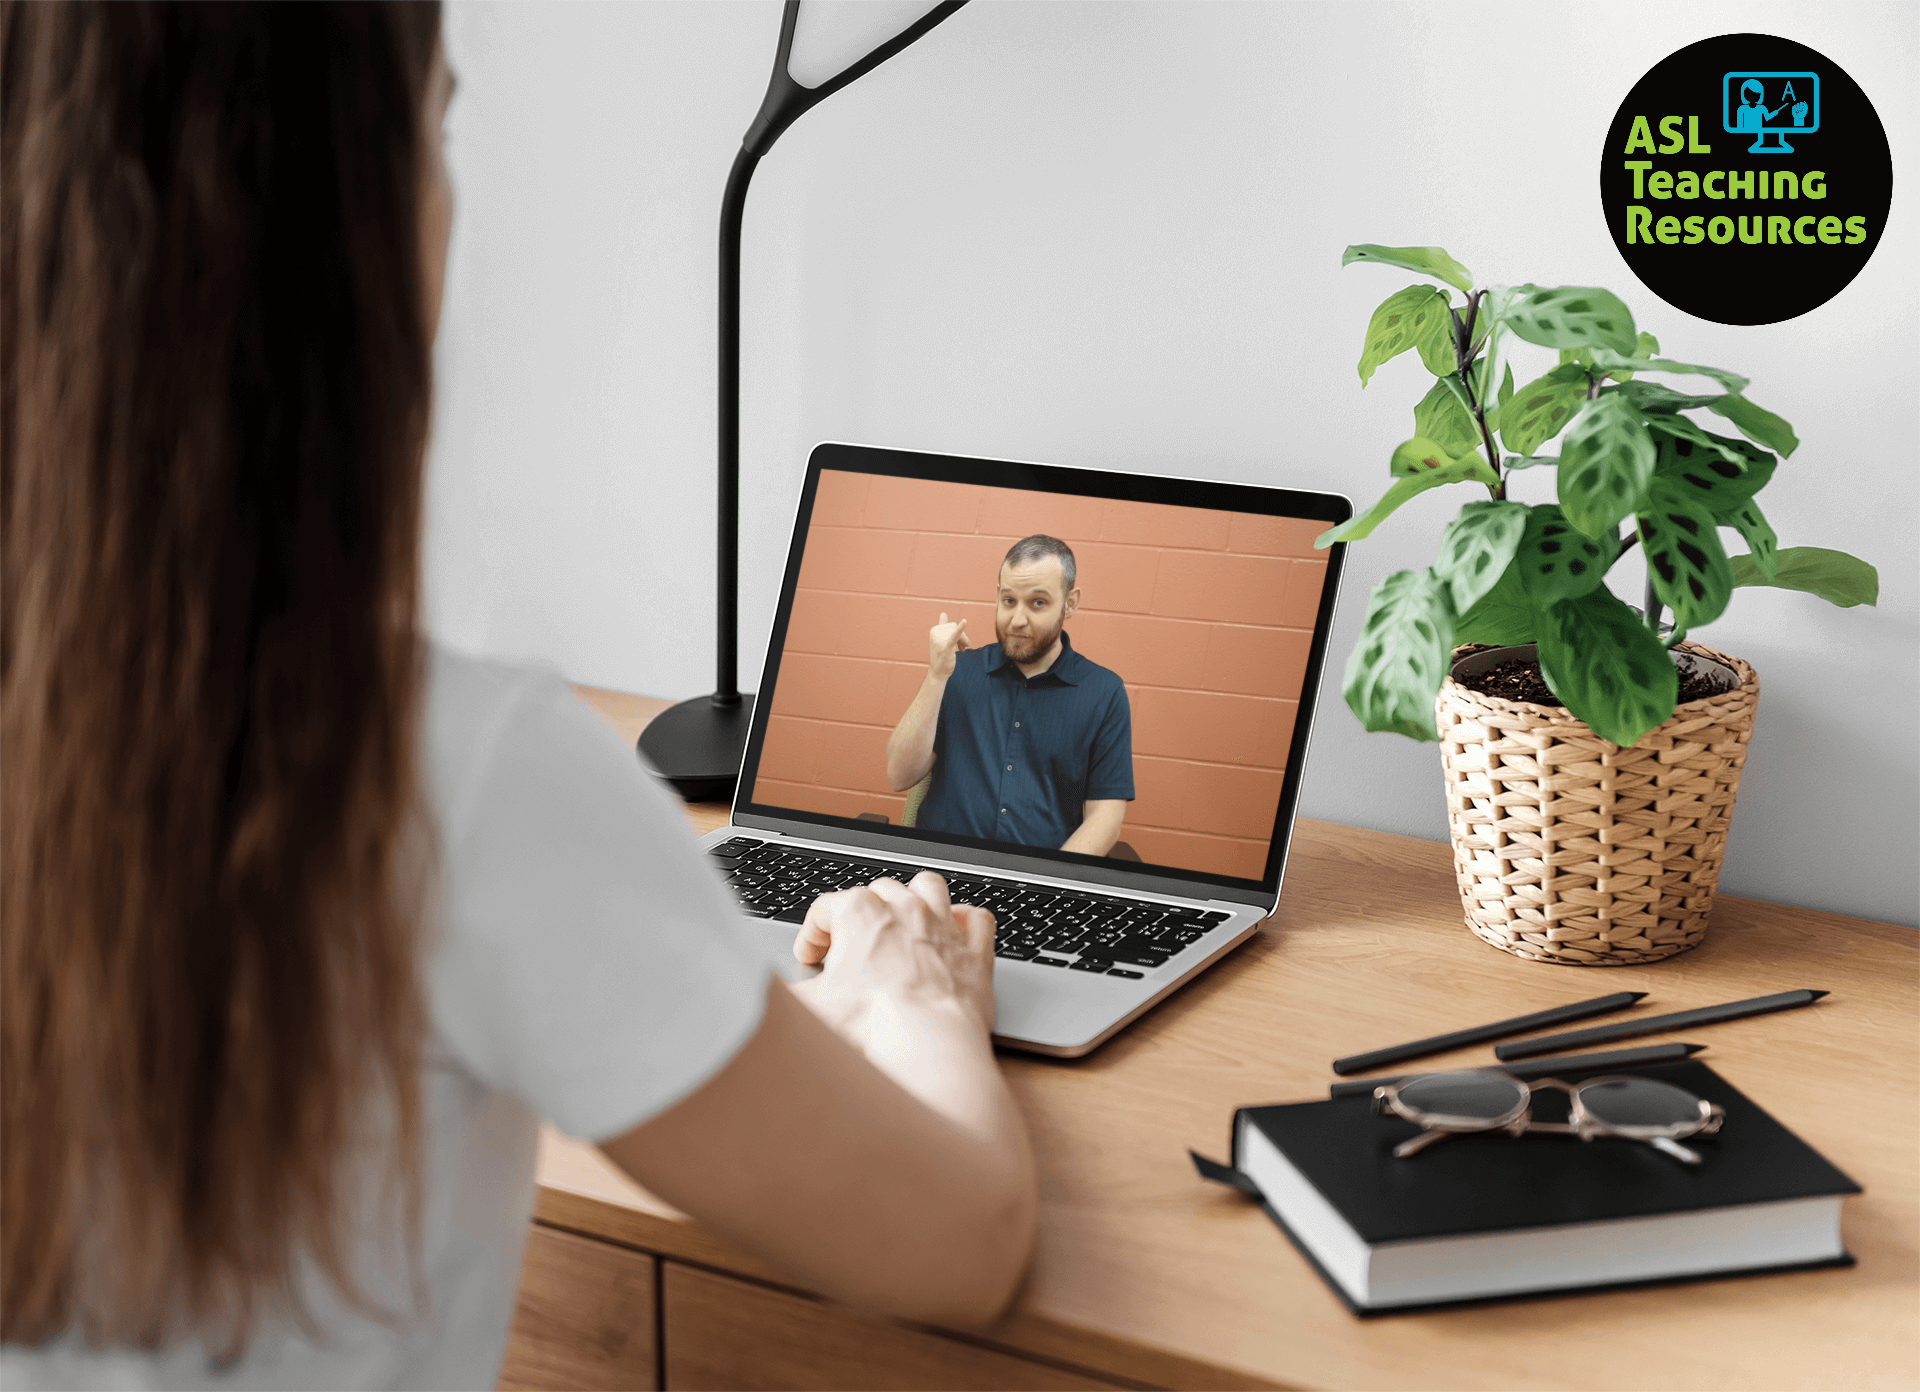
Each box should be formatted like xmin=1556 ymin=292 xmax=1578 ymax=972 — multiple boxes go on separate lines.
xmin=2 ymin=0 xmax=441 ymax=1354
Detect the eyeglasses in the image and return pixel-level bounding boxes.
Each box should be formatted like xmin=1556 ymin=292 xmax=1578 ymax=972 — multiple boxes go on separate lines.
xmin=1372 ymin=1071 xmax=1725 ymax=1165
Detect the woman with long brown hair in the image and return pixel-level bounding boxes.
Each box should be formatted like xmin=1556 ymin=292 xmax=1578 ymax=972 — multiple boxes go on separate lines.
xmin=1 ymin=4 xmax=1034 ymax=1385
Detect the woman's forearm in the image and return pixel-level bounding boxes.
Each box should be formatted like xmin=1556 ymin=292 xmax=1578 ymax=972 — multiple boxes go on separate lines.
xmin=600 ymin=981 xmax=1035 ymax=1329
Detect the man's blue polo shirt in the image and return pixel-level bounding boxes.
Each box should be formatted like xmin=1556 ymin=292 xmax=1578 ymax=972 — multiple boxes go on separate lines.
xmin=916 ymin=631 xmax=1134 ymax=850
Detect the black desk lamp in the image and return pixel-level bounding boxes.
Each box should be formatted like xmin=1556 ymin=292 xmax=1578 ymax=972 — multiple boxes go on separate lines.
xmin=638 ymin=0 xmax=970 ymax=801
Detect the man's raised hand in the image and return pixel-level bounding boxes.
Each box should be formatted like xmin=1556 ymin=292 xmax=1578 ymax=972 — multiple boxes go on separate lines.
xmin=928 ymin=612 xmax=970 ymax=679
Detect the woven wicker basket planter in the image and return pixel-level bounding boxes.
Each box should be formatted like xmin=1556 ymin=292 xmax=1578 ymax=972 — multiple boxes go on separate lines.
xmin=1437 ymin=640 xmax=1759 ymax=966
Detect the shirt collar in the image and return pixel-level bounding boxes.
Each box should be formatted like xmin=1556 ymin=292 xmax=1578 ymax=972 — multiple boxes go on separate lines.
xmin=985 ymin=630 xmax=1083 ymax=685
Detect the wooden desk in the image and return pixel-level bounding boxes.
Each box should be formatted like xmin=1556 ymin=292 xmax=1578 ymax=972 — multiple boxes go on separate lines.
xmin=499 ymin=687 xmax=1919 ymax=1392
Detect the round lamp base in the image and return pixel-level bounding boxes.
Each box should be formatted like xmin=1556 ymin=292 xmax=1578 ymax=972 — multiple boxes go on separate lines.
xmin=635 ymin=692 xmax=756 ymax=804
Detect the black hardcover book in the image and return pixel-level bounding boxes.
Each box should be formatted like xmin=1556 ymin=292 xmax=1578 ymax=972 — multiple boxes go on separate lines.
xmin=1214 ymin=1063 xmax=1859 ymax=1315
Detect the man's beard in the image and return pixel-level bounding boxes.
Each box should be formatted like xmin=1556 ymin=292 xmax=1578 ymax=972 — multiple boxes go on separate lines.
xmin=997 ymin=611 xmax=1063 ymax=665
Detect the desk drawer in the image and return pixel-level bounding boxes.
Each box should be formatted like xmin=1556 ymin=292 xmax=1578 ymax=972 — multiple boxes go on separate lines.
xmin=660 ymin=1261 xmax=1125 ymax=1391
xmin=498 ymin=1225 xmax=657 ymax=1391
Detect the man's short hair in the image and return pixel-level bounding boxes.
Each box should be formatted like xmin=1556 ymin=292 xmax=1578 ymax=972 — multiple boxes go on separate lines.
xmin=1002 ymin=535 xmax=1075 ymax=592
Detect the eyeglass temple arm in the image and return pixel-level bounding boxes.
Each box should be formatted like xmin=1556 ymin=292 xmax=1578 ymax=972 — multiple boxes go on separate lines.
xmin=1649 ymin=1135 xmax=1706 ymax=1164
xmin=1391 ymin=1129 xmax=1457 ymax=1159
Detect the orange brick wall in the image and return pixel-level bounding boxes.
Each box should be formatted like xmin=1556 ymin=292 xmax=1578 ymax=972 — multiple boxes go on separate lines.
xmin=751 ymin=471 xmax=1328 ymax=880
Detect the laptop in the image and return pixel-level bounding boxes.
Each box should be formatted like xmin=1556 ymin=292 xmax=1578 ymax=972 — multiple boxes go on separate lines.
xmin=698 ymin=442 xmax=1350 ymax=1056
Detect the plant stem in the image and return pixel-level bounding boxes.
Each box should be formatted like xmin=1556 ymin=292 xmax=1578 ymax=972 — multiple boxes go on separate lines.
xmin=1641 ymin=541 xmax=1661 ymax=633
xmin=1454 ymin=290 xmax=1505 ymax=497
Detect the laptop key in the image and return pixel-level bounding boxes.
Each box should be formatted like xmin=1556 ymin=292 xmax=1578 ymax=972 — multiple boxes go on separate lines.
xmin=994 ymin=943 xmax=1040 ymax=961
xmin=1031 ymin=955 xmax=1070 ymax=968
xmin=1106 ymin=967 xmax=1145 ymax=979
xmin=1069 ymin=957 xmax=1111 ymax=972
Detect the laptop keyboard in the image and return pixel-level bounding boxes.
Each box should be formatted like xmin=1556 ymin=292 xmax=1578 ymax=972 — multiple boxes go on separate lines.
xmin=706 ymin=838 xmax=1232 ymax=979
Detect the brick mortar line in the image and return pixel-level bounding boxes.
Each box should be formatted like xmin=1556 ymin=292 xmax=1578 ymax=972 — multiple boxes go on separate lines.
xmin=807 ymin=524 xmax=1324 ymax=556
xmin=746 ymin=783 xmax=1272 ymax=849
xmin=759 ymin=716 xmax=1292 ymax=769
xmin=767 ymin=683 xmax=1302 ymax=717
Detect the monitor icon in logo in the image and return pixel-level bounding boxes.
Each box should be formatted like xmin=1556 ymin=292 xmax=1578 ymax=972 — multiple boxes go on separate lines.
xmin=1723 ymin=71 xmax=1819 ymax=152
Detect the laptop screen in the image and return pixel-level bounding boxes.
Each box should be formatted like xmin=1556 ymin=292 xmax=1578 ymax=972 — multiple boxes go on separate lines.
xmin=736 ymin=445 xmax=1349 ymax=895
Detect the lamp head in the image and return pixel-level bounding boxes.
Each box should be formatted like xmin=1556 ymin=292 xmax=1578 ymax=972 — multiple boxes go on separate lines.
xmin=742 ymin=0 xmax=968 ymax=157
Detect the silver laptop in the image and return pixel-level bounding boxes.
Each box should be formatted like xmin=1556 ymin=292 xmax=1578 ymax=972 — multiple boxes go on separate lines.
xmin=699 ymin=443 xmax=1350 ymax=1056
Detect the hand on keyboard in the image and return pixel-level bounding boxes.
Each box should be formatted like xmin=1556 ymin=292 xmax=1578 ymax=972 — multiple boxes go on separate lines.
xmin=790 ymin=871 xmax=998 ymax=1038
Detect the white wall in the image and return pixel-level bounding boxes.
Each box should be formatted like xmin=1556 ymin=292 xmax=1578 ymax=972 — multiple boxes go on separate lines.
xmin=426 ymin=0 xmax=1919 ymax=927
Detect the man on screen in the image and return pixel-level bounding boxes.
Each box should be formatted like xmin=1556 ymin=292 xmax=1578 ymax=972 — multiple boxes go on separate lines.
xmin=885 ymin=535 xmax=1133 ymax=855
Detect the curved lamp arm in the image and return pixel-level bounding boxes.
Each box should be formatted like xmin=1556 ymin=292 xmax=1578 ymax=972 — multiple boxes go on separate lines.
xmin=714 ymin=0 xmax=968 ymax=704
xmin=641 ymin=0 xmax=970 ymax=800
xmin=743 ymin=0 xmax=969 ymax=158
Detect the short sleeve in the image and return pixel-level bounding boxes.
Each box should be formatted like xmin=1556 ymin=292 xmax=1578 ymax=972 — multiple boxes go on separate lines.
xmin=1084 ymin=681 xmax=1135 ymax=801
xmin=424 ymin=659 xmax=770 ymax=1142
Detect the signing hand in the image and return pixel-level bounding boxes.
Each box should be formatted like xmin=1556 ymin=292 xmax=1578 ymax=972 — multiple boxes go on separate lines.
xmin=792 ymin=872 xmax=997 ymax=1038
xmin=927 ymin=613 xmax=970 ymax=679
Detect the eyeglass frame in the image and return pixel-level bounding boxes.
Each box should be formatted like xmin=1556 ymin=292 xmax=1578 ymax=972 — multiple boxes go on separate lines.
xmin=1371 ymin=1071 xmax=1726 ymax=1165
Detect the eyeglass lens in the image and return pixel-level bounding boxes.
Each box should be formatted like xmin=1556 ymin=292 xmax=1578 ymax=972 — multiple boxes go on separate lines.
xmin=1576 ymin=1077 xmax=1701 ymax=1127
xmin=1396 ymin=1073 xmax=1527 ymax=1120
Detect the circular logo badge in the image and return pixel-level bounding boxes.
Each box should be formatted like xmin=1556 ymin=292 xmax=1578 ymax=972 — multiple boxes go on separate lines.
xmin=1601 ymin=33 xmax=1892 ymax=326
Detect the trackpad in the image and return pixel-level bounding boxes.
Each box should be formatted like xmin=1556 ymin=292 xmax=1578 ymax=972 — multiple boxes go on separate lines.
xmin=735 ymin=915 xmax=818 ymax=983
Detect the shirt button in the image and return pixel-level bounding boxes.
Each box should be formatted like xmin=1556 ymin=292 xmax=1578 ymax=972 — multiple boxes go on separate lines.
xmin=1014 ymin=721 xmax=1020 ymax=728
xmin=1006 ymin=764 xmax=1013 ymax=771
xmin=1000 ymin=808 xmax=1008 ymax=815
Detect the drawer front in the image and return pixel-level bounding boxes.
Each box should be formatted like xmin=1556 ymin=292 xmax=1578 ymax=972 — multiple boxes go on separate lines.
xmin=660 ymin=1261 xmax=1125 ymax=1392
xmin=498 ymin=1224 xmax=658 ymax=1391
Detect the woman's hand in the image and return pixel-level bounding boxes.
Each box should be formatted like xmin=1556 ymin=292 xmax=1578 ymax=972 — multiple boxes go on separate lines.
xmin=791 ymin=873 xmax=997 ymax=1041
xmin=603 ymin=868 xmax=1034 ymax=1327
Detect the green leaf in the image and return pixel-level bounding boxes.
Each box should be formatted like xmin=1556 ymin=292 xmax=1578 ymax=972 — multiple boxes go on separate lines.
xmin=1717 ymin=498 xmax=1777 ymax=580
xmin=1730 ymin=546 xmax=1878 ymax=607
xmin=1415 ymin=303 xmax=1459 ymax=376
xmin=1480 ymin=285 xmax=1521 ymax=323
xmin=1438 ymin=372 xmax=1474 ymax=416
xmin=1496 ymin=362 xmax=1516 ymax=414
xmin=1412 ymin=379 xmax=1482 ymax=460
xmin=1637 ymin=476 xmax=1733 ymax=631
xmin=1708 ymin=394 xmax=1799 ymax=458
xmin=1497 ymin=369 xmax=1589 ymax=458
xmin=1389 ymin=435 xmax=1461 ymax=478
xmin=1342 ymin=244 xmax=1474 ymax=293
xmin=1357 ymin=285 xmax=1452 ymax=387
xmin=1613 ymin=379 xmax=1724 ymax=414
xmin=1502 ymin=455 xmax=1558 ymax=470
xmin=1603 ymin=331 xmax=1663 ymax=380
xmin=1433 ymin=500 xmax=1530 ymax=616
xmin=1536 ymin=587 xmax=1679 ymax=747
xmin=1515 ymin=503 xmax=1614 ymax=606
xmin=1451 ymin=558 xmax=1537 ymax=646
xmin=1587 ymin=351 xmax=1749 ymax=395
xmin=1342 ymin=569 xmax=1454 ymax=740
xmin=1501 ymin=286 xmax=1638 ymax=355
xmin=1653 ymin=427 xmax=1775 ymax=509
xmin=1315 ymin=454 xmax=1500 ymax=546
xmin=1556 ymin=392 xmax=1656 ymax=538
xmin=1644 ymin=412 xmax=1751 ymax=469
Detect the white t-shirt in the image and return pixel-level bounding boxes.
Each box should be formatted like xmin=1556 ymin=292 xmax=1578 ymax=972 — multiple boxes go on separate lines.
xmin=2 ymin=647 xmax=771 ymax=1390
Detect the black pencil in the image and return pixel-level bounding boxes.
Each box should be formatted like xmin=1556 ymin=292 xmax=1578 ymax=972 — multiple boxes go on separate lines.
xmin=1327 ymin=1041 xmax=1706 ymax=1098
xmin=1331 ymin=990 xmax=1646 ymax=1075
xmin=1494 ymin=989 xmax=1829 ymax=1060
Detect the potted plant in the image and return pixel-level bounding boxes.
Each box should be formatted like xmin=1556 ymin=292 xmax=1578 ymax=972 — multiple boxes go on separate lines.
xmin=1321 ymin=243 xmax=1877 ymax=965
